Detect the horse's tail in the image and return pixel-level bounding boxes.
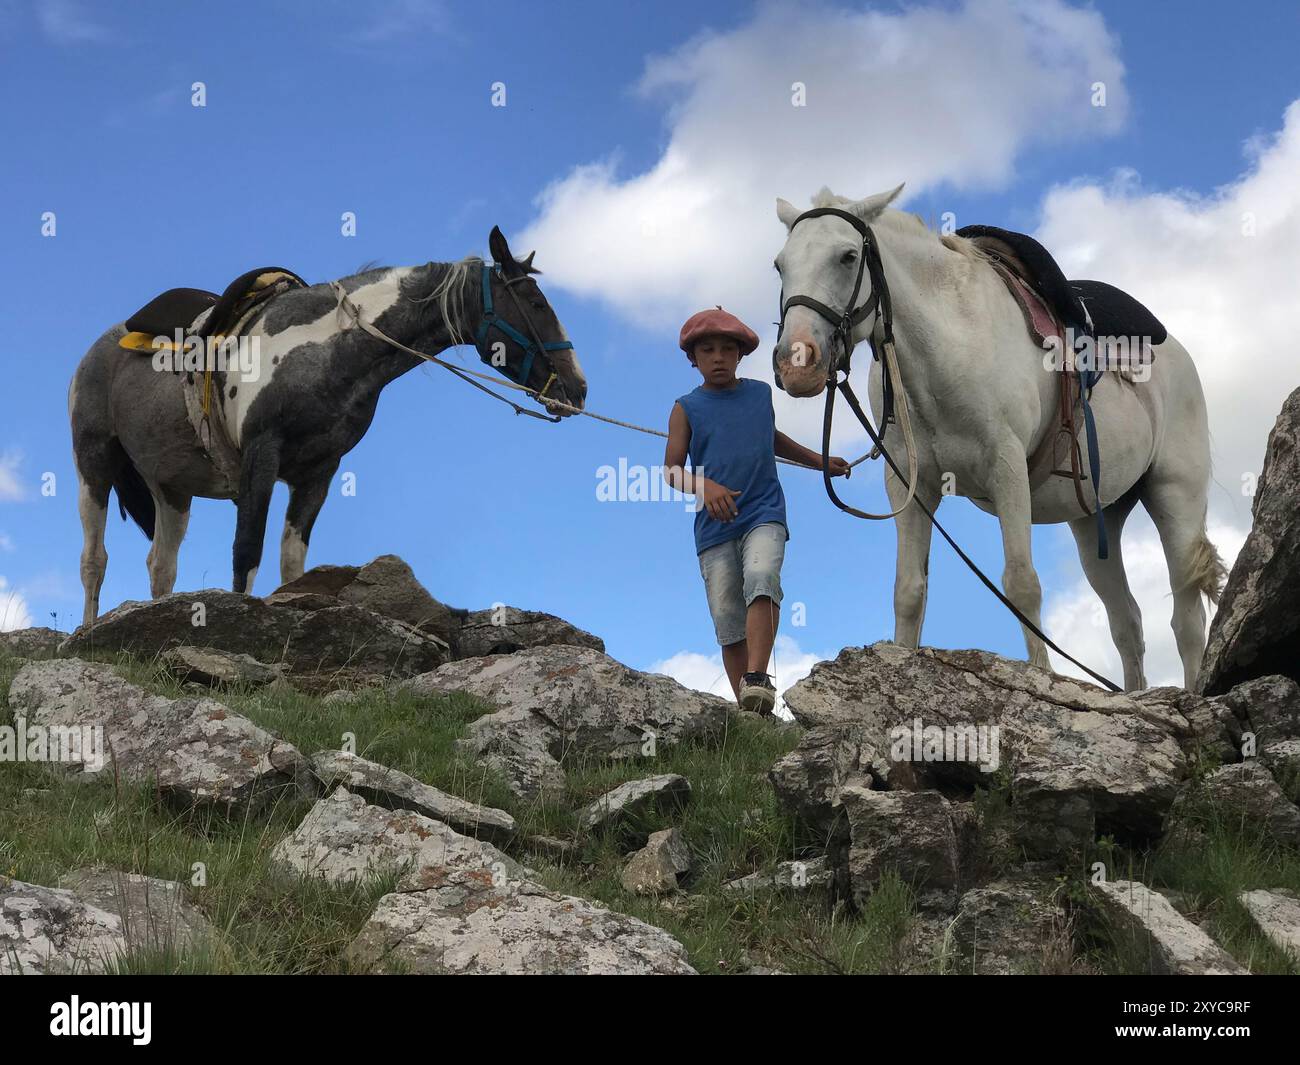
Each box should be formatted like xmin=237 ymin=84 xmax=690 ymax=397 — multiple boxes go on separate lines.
xmin=1183 ymin=525 xmax=1229 ymax=605
xmin=113 ymin=452 xmax=155 ymax=541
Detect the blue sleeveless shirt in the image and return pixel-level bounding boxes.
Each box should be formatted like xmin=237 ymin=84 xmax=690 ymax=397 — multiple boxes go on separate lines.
xmin=677 ymin=378 xmax=789 ymax=554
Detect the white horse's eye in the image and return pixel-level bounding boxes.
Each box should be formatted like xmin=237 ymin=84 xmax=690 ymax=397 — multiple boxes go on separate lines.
xmin=841 ymin=249 xmax=858 ymax=264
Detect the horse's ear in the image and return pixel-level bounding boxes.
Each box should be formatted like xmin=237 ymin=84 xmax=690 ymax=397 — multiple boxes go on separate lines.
xmin=852 ymin=183 xmax=906 ymax=222
xmin=776 ymin=197 xmax=801 ymax=230
xmin=488 ymin=226 xmax=512 ymax=267
xmin=520 ymin=250 xmax=538 ymax=274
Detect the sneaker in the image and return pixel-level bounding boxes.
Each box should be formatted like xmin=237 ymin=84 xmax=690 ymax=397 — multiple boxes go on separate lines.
xmin=738 ymin=672 xmax=776 ymax=715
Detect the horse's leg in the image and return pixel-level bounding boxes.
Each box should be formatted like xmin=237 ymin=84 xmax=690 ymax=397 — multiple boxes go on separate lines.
xmin=232 ymin=439 xmax=281 ymax=594
xmin=75 ymin=471 xmax=110 ymax=627
xmin=886 ymin=466 xmax=939 ymax=646
xmin=1067 ymin=487 xmax=1145 ymax=689
xmin=145 ymin=492 xmax=191 ymax=599
xmin=280 ymin=471 xmax=335 ymax=585
xmin=988 ymin=456 xmax=1048 ymax=668
xmin=1140 ymin=472 xmax=1223 ymax=689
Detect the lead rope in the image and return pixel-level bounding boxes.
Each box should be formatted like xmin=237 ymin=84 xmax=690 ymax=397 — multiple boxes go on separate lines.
xmin=329 ymin=280 xmax=875 ymax=470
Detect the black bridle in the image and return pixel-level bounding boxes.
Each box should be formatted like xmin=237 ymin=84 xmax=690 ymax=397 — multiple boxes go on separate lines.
xmin=775 ymin=206 xmax=1121 ymax=692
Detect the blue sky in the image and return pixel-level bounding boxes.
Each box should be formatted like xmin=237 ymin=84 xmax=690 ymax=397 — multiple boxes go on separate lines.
xmin=1 ymin=0 xmax=1297 ymax=695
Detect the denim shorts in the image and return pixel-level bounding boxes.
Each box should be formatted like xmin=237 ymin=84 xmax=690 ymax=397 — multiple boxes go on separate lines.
xmin=698 ymin=522 xmax=786 ymax=646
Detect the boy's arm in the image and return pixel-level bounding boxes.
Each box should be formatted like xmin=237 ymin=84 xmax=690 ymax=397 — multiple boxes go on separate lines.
xmin=775 ymin=430 xmax=851 ymax=477
xmin=664 ymin=403 xmax=741 ymax=520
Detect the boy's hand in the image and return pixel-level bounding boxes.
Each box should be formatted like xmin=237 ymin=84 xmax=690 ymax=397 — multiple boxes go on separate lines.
xmin=700 ymin=479 xmax=742 ymax=521
xmin=825 ymin=455 xmax=852 ymax=478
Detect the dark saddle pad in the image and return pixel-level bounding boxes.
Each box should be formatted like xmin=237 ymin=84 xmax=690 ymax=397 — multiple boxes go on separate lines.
xmin=125 ymin=266 xmax=307 ymax=339
xmin=957 ymin=224 xmax=1166 ymax=345
xmin=1069 ymin=279 xmax=1167 ymax=345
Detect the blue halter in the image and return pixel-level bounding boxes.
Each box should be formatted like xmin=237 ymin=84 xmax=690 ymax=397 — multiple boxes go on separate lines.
xmin=474 ymin=263 xmax=574 ymax=387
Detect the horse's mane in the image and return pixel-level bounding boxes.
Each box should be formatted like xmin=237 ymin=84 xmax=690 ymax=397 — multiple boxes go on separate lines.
xmin=415 ymin=255 xmax=484 ymax=348
xmin=809 ymin=186 xmax=990 ymax=263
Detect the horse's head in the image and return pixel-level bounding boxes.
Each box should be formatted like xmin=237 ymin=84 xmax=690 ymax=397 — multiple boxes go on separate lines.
xmin=474 ymin=226 xmax=587 ymax=417
xmin=772 ymin=184 xmax=904 ymax=397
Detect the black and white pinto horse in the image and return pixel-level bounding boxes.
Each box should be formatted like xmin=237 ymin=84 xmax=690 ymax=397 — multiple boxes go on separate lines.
xmin=69 ymin=227 xmax=586 ymax=626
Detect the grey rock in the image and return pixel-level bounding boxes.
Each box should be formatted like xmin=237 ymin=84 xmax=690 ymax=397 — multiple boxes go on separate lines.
xmin=950 ymin=879 xmax=1066 ymax=975
xmin=768 ymin=727 xmax=872 ymax=836
xmin=841 ymin=785 xmax=961 ymax=901
xmin=347 ymin=867 xmax=696 ymax=974
xmin=622 ymin=828 xmax=693 ymax=895
xmin=55 ymin=868 xmax=211 ymax=956
xmin=579 ymin=774 xmax=692 ymax=833
xmin=1092 ymin=880 xmax=1247 ymax=975
xmin=270 ymin=787 xmax=519 ymax=889
xmin=1199 ymin=388 xmax=1300 ymax=694
xmin=153 ymin=700 xmax=312 ymax=814
xmin=0 ymin=626 xmax=62 ymax=657
xmin=1170 ymin=762 xmax=1300 ymax=847
xmin=0 ymin=879 xmax=126 ymax=975
xmin=58 ymin=589 xmax=448 ymax=693
xmin=1238 ymin=888 xmax=1300 ymax=962
xmin=405 ymin=646 xmax=730 ymax=799
xmin=724 ymin=856 xmax=831 ymax=894
xmin=1216 ymin=675 xmax=1300 ymax=749
xmin=160 ymin=645 xmax=286 ymax=688
xmin=456 ymin=605 xmax=604 ymax=659
xmin=309 ymin=750 xmax=515 ymax=843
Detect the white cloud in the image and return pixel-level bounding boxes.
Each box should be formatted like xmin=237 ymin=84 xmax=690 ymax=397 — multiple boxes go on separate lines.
xmin=0 ymin=450 xmax=23 ymax=501
xmin=0 ymin=532 xmax=13 ymax=551
xmin=1037 ymin=99 xmax=1300 ymax=686
xmin=519 ymin=0 xmax=1125 ymax=446
xmin=650 ymin=633 xmax=827 ymax=718
xmin=0 ymin=576 xmax=32 ymax=632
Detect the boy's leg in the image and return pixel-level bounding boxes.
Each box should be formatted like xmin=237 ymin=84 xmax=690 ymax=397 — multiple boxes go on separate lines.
xmin=698 ymin=540 xmax=748 ymax=700
xmin=741 ymin=523 xmax=787 ymax=675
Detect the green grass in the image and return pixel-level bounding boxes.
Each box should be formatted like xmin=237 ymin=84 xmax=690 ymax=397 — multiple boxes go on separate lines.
xmin=3 ymin=647 xmax=1298 ymax=974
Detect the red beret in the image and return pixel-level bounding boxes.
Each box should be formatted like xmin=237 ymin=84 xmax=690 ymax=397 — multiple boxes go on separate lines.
xmin=679 ymin=306 xmax=760 ymax=357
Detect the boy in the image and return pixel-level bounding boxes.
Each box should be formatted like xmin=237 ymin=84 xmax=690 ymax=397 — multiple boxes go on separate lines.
xmin=663 ymin=306 xmax=849 ymax=714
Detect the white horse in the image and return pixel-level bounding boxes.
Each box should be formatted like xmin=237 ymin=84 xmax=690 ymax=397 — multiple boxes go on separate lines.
xmin=772 ymin=185 xmax=1226 ymax=690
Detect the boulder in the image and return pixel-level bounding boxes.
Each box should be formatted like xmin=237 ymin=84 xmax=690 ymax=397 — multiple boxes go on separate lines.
xmin=347 ymin=867 xmax=696 ymax=974
xmin=949 ymin=879 xmax=1067 ymax=975
xmin=270 ymin=555 xmax=466 ymax=649
xmin=1215 ymin=674 xmax=1300 ymax=749
xmin=270 ymin=787 xmax=520 ymax=888
xmin=0 ymin=879 xmax=127 ymax=975
xmin=1199 ymin=387 xmax=1300 ymax=694
xmin=579 ymin=774 xmax=692 ymax=834
xmin=622 ymin=828 xmax=693 ymax=895
xmin=55 ymin=868 xmax=212 ymax=956
xmin=456 ymin=605 xmax=604 ymax=659
xmin=160 ymin=645 xmax=286 ymax=689
xmin=8 ymin=659 xmax=310 ymax=813
xmin=1092 ymin=880 xmax=1247 ymax=975
xmin=309 ymin=750 xmax=516 ymax=843
xmin=58 ymin=590 xmax=448 ymax=692
xmin=780 ymin=643 xmax=1193 ymax=855
xmin=724 ymin=855 xmax=831 ymax=894
xmin=1169 ymin=762 xmax=1300 ymax=847
xmin=0 ymin=626 xmax=62 ymax=657
xmin=841 ymin=784 xmax=961 ymax=901
xmin=404 ymin=646 xmax=731 ymax=799
xmin=1238 ymin=889 xmax=1300 ymax=963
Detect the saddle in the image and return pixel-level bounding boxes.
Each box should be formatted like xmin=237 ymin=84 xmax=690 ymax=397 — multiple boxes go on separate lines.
xmin=119 ymin=266 xmax=308 ymax=352
xmin=955 ymin=225 xmax=1167 ymax=528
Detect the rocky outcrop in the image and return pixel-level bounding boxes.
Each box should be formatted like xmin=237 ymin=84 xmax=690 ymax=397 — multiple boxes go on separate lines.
xmin=724 ymin=856 xmax=831 ymax=894
xmin=8 ymin=659 xmax=311 ymax=813
xmin=1170 ymin=763 xmax=1300 ymax=847
xmin=405 ymin=646 xmax=731 ymax=799
xmin=58 ymin=590 xmax=449 ymax=693
xmin=347 ymin=868 xmax=696 ymax=974
xmin=1092 ymin=880 xmax=1248 ymax=975
xmin=841 ymin=785 xmax=961 ymax=900
xmin=270 ymin=787 xmax=520 ymax=888
xmin=309 ymin=750 xmax=516 ymax=843
xmin=55 ymin=868 xmax=212 ymax=956
xmin=1200 ymin=387 xmax=1300 ymax=694
xmin=949 ymin=878 xmax=1067 ymax=975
